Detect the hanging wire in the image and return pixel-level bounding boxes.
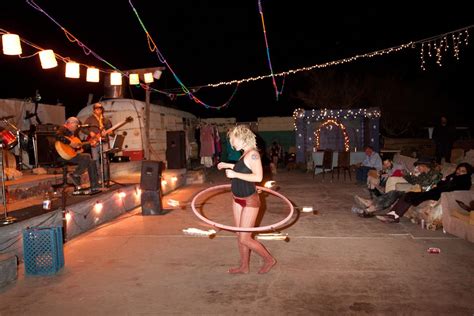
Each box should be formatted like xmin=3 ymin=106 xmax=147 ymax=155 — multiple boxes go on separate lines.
xmin=257 ymin=0 xmax=283 ymax=100
xmin=128 ymin=0 xmax=239 ymax=110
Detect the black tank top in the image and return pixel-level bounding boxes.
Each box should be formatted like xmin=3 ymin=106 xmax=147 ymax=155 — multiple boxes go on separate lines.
xmin=231 ymin=153 xmax=256 ymax=197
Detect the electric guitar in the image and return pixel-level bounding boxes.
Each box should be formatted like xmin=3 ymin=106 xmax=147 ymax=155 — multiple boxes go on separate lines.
xmin=87 ymin=116 xmax=133 ymax=146
xmin=55 ymin=116 xmax=133 ymax=160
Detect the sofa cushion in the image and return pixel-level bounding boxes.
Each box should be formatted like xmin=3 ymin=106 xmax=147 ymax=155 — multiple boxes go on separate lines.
xmin=441 ymin=191 xmax=474 ymax=243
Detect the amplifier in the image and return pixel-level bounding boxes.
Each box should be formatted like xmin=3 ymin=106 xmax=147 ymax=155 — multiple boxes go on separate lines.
xmin=35 ymin=124 xmax=59 ymax=133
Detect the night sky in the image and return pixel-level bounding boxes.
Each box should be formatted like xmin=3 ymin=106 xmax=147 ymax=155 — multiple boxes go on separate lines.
xmin=1 ymin=1 xmax=473 ymax=127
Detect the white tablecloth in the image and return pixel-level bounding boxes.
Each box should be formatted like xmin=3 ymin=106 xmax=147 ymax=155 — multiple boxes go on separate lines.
xmin=312 ymin=151 xmax=366 ymax=174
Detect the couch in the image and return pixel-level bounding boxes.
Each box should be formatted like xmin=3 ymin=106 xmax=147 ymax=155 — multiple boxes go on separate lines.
xmin=441 ymin=190 xmax=474 ymax=243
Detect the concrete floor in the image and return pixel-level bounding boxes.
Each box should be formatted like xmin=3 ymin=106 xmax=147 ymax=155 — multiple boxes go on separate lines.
xmin=1 ymin=169 xmax=473 ymax=315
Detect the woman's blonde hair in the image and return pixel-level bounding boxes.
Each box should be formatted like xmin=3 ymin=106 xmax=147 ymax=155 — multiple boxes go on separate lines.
xmin=228 ymin=125 xmax=257 ymax=149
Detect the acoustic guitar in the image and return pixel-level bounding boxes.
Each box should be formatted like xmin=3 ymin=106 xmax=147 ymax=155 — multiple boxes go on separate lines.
xmin=55 ymin=116 xmax=133 ymax=160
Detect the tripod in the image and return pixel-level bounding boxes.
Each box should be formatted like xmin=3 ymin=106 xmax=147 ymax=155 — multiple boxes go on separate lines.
xmin=0 ymin=145 xmax=16 ymax=225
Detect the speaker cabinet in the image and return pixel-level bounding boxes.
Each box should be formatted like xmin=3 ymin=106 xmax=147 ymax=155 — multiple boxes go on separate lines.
xmin=140 ymin=160 xmax=163 ymax=191
xmin=166 ymin=131 xmax=186 ymax=169
xmin=141 ymin=190 xmax=163 ymax=215
xmin=35 ymin=132 xmax=60 ymax=166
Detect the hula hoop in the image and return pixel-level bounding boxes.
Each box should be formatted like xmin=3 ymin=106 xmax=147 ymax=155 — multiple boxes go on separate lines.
xmin=191 ymin=184 xmax=294 ymax=232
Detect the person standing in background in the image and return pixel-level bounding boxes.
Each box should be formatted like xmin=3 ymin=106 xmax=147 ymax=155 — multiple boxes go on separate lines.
xmin=432 ymin=116 xmax=456 ymax=164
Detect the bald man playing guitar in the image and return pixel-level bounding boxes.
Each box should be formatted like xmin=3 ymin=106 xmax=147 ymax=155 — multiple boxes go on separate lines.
xmin=55 ymin=117 xmax=99 ymax=191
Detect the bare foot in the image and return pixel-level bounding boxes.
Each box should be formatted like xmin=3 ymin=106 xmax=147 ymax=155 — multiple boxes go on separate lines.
xmin=228 ymin=266 xmax=249 ymax=274
xmin=258 ymin=258 xmax=277 ymax=274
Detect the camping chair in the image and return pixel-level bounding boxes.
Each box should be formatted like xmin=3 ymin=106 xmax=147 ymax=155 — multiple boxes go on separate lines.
xmin=332 ymin=151 xmax=351 ymax=180
xmin=313 ymin=150 xmax=333 ymax=179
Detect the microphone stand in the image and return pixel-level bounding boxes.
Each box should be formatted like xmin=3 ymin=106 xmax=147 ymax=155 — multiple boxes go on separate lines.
xmin=99 ymin=136 xmax=106 ymax=188
xmin=1 ymin=145 xmax=16 ymax=225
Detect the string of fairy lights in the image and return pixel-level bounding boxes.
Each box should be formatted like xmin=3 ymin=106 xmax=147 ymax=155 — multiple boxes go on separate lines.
xmin=292 ymin=108 xmax=381 ymax=132
xmin=314 ymin=119 xmax=350 ymax=152
xmin=2 ymin=1 xmax=472 ymax=110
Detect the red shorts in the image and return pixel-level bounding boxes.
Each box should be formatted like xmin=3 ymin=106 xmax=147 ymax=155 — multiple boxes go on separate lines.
xmin=233 ymin=193 xmax=260 ymax=208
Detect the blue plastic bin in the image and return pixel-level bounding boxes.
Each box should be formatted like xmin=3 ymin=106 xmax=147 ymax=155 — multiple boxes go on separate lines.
xmin=22 ymin=227 xmax=64 ymax=275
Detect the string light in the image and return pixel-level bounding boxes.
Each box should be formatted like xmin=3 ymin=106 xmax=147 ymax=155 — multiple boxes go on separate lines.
xmin=110 ymin=71 xmax=122 ymax=85
xmin=0 ymin=28 xmax=117 ymax=83
xmin=94 ymin=201 xmax=103 ymax=214
xmin=2 ymin=33 xmax=22 ymax=55
xmin=65 ymin=61 xmax=80 ymax=78
xmin=314 ymin=119 xmax=350 ymax=152
xmin=39 ymin=49 xmax=58 ymax=69
xmin=144 ymin=72 xmax=154 ymax=83
xmin=20 ymin=1 xmax=474 ymax=105
xmin=129 ymin=73 xmax=139 ymax=85
xmin=293 ymin=107 xmax=380 ymax=127
xmin=420 ymin=29 xmax=470 ymax=70
xmin=86 ymin=67 xmax=100 ymax=82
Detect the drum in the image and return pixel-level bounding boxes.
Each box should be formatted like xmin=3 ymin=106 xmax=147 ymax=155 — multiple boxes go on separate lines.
xmin=0 ymin=130 xmax=18 ymax=149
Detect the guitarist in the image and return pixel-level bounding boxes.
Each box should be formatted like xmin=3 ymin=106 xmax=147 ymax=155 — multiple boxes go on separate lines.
xmin=83 ymin=102 xmax=113 ymax=184
xmin=55 ymin=117 xmax=99 ymax=191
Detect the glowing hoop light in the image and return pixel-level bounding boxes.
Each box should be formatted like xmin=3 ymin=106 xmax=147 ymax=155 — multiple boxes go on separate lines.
xmin=191 ymin=184 xmax=294 ymax=232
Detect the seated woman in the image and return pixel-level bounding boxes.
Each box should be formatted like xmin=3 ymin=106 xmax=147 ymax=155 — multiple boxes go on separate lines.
xmin=377 ymin=162 xmax=473 ymax=223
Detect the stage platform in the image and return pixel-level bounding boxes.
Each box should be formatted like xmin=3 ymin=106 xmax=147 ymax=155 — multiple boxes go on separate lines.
xmin=0 ymin=161 xmax=196 ymax=266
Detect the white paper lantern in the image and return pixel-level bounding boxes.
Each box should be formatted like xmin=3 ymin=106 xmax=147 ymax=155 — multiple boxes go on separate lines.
xmin=65 ymin=62 xmax=80 ymax=78
xmin=110 ymin=72 xmax=122 ymax=85
xmin=2 ymin=34 xmax=22 ymax=55
xmin=39 ymin=50 xmax=58 ymax=69
xmin=86 ymin=67 xmax=100 ymax=82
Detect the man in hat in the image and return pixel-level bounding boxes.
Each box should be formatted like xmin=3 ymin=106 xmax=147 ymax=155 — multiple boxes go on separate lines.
xmin=55 ymin=117 xmax=99 ymax=191
xmin=83 ymin=102 xmax=113 ymax=185
xmin=352 ymin=157 xmax=441 ymax=216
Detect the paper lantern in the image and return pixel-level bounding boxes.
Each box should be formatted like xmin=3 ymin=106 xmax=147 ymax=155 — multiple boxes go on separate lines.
xmin=39 ymin=50 xmax=58 ymax=69
xmin=86 ymin=67 xmax=100 ymax=82
xmin=65 ymin=62 xmax=80 ymax=78
xmin=2 ymin=34 xmax=22 ymax=55
xmin=153 ymin=70 xmax=162 ymax=80
xmin=144 ymin=72 xmax=154 ymax=83
xmin=110 ymin=72 xmax=122 ymax=85
xmin=129 ymin=73 xmax=139 ymax=85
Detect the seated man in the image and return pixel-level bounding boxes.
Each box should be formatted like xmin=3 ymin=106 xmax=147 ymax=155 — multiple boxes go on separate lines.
xmin=55 ymin=117 xmax=99 ymax=191
xmin=367 ymin=158 xmax=405 ymax=196
xmin=356 ymin=146 xmax=382 ymax=184
xmin=353 ymin=157 xmax=442 ymax=216
xmin=377 ymin=162 xmax=473 ymax=223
